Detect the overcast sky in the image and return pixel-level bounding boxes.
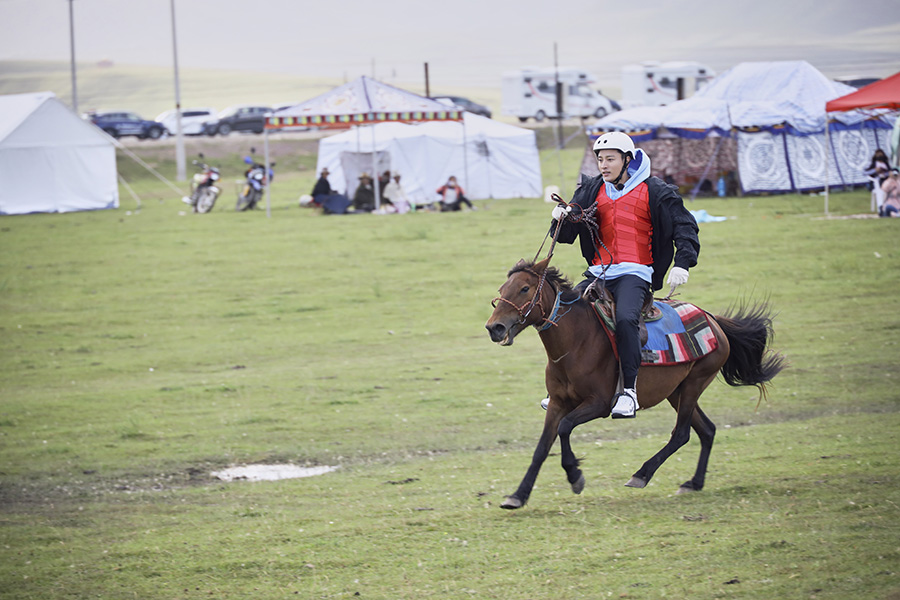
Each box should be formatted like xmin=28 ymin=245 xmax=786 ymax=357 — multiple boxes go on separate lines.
xmin=1 ymin=0 xmax=898 ymax=89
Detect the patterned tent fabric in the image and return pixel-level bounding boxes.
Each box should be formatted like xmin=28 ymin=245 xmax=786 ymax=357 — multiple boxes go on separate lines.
xmin=582 ymin=61 xmax=894 ymax=194
xmin=267 ymin=76 xmax=462 ymax=130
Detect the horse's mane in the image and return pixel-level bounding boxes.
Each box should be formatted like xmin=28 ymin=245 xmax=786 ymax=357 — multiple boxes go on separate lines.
xmin=508 ymin=259 xmax=581 ymax=303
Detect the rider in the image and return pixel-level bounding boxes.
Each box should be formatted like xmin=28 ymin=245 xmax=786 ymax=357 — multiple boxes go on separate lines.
xmin=546 ymin=131 xmax=700 ymax=418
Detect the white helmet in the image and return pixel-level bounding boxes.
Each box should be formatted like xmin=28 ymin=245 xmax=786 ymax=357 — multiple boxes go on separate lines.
xmin=593 ymin=131 xmax=635 ymax=158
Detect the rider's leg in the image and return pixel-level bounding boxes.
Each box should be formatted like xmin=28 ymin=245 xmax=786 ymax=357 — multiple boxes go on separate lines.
xmin=607 ymin=275 xmax=649 ymax=418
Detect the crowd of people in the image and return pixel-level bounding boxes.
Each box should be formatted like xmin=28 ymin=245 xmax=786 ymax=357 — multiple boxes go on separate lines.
xmin=302 ymin=169 xmax=477 ymax=215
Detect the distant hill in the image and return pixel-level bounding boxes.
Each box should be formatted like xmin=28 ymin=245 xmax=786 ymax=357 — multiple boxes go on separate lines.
xmin=0 ymin=60 xmax=504 ymax=123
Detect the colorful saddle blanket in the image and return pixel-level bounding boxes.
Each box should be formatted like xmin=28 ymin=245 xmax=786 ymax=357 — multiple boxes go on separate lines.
xmin=593 ymin=299 xmax=718 ymax=366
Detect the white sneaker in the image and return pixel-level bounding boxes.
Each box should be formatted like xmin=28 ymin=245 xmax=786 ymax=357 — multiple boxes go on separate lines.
xmin=540 ymin=397 xmax=550 ymax=410
xmin=611 ymin=388 xmax=638 ymax=419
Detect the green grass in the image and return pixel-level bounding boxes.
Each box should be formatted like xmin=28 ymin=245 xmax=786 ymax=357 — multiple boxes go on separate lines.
xmin=1 ymin=138 xmax=899 ymax=599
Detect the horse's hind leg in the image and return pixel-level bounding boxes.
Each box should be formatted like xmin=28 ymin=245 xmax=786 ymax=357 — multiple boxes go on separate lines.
xmin=625 ymin=385 xmax=698 ymax=489
xmin=677 ymin=406 xmax=716 ymax=494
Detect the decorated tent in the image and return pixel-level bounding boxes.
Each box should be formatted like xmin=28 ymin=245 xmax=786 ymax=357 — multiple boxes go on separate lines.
xmin=267 ymin=75 xmax=462 ymax=130
xmin=315 ymin=112 xmax=542 ymax=204
xmin=262 ymin=76 xmax=463 ymax=214
xmin=0 ymin=92 xmax=118 ymax=215
xmin=587 ymin=61 xmax=894 ymax=195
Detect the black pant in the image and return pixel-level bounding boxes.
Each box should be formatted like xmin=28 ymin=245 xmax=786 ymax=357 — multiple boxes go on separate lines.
xmin=576 ymin=274 xmax=650 ymax=389
xmin=440 ymin=196 xmax=473 ymax=211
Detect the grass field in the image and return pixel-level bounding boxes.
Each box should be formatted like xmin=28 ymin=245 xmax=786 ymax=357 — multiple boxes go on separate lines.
xmin=1 ymin=138 xmax=899 ymax=599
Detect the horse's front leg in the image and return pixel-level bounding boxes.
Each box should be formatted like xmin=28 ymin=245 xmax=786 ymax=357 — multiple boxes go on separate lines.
xmin=501 ymin=410 xmax=562 ymax=509
xmin=557 ymin=401 xmax=610 ymax=495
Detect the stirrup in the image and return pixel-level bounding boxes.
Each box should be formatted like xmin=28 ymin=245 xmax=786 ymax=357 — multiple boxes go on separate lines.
xmin=611 ymin=390 xmax=637 ymax=419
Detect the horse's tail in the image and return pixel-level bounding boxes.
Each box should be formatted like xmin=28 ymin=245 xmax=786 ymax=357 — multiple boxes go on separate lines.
xmin=714 ymin=302 xmax=785 ymax=397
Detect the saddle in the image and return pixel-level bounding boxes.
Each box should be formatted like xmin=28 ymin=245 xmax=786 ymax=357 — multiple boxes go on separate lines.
xmin=583 ymin=278 xmax=661 ymax=348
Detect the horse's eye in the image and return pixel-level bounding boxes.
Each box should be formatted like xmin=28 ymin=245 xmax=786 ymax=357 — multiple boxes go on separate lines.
xmin=521 ymin=286 xmax=530 ymax=294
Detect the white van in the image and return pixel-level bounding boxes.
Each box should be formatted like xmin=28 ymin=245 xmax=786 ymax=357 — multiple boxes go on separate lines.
xmin=154 ymin=107 xmax=216 ymax=136
xmin=620 ymin=61 xmax=715 ymax=108
xmin=502 ymin=68 xmax=619 ymax=122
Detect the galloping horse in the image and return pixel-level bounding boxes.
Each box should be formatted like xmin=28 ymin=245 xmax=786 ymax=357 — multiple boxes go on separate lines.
xmin=485 ymin=257 xmax=784 ymax=509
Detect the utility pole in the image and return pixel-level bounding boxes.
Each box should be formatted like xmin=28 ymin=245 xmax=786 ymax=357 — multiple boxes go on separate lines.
xmin=68 ymin=0 xmax=78 ymax=114
xmin=424 ymin=62 xmax=430 ymax=97
xmin=553 ymin=42 xmax=565 ymax=196
xmin=170 ymin=0 xmax=186 ymax=181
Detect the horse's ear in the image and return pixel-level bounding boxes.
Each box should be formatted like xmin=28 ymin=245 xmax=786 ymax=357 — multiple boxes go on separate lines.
xmin=533 ymin=257 xmax=552 ymax=274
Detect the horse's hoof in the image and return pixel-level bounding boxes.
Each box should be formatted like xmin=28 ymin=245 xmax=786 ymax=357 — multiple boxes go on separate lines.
xmin=500 ymin=496 xmax=524 ymax=510
xmin=571 ymin=473 xmax=585 ymax=495
xmin=625 ymin=476 xmax=647 ymax=488
xmin=676 ymin=485 xmax=697 ymax=495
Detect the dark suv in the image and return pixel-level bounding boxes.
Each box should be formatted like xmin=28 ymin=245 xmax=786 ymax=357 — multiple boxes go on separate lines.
xmin=430 ymin=96 xmax=492 ymax=118
xmin=203 ymin=105 xmax=272 ymax=136
xmin=89 ymin=111 xmax=166 ymax=140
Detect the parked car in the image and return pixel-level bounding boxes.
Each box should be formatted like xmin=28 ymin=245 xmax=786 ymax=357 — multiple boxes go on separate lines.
xmin=88 ymin=111 xmax=166 ymax=140
xmin=154 ymin=107 xmax=216 ymax=136
xmin=430 ymin=95 xmax=492 ymax=118
xmin=202 ymin=105 xmax=272 ymax=136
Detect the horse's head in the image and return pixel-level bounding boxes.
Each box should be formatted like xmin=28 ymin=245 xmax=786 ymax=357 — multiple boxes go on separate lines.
xmin=485 ymin=257 xmax=556 ymax=346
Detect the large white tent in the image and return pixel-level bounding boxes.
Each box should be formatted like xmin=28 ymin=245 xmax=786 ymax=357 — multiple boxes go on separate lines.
xmin=0 ymin=92 xmax=118 ymax=215
xmin=315 ymin=112 xmax=542 ymax=205
xmin=587 ymin=62 xmax=894 ymax=195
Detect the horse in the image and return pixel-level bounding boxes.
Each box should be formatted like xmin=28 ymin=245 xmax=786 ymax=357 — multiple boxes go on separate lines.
xmin=484 ymin=257 xmax=785 ymax=510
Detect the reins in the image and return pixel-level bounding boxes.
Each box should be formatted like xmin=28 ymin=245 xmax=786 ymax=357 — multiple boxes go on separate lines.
xmin=492 ymin=192 xmax=612 ymax=330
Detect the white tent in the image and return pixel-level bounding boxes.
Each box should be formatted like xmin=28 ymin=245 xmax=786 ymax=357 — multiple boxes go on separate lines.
xmin=315 ymin=112 xmax=542 ymax=204
xmin=0 ymin=92 xmax=118 ymax=215
xmin=588 ymin=61 xmax=894 ymax=194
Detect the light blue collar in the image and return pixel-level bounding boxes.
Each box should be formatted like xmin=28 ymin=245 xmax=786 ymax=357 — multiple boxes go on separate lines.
xmin=604 ymin=149 xmax=651 ymax=200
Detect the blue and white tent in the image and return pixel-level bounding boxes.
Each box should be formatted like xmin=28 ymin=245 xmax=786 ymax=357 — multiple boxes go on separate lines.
xmin=588 ymin=61 xmax=894 ymax=194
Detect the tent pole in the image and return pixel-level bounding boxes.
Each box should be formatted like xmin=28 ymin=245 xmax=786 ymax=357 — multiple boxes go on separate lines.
xmin=824 ymin=116 xmax=830 ymax=215
xmin=463 ymin=116 xmax=469 ymax=193
xmin=264 ymin=127 xmax=271 ymax=218
xmin=372 ymin=125 xmax=381 ymax=211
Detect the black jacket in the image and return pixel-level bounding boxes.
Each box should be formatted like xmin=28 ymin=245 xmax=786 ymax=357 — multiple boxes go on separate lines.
xmin=312 ymin=176 xmax=332 ymax=197
xmin=551 ymin=174 xmax=700 ymax=291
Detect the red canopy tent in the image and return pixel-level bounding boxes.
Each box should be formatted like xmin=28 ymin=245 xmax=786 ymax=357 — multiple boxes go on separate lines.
xmin=823 ymin=71 xmax=900 ymax=213
xmin=825 ymin=71 xmax=900 ymax=112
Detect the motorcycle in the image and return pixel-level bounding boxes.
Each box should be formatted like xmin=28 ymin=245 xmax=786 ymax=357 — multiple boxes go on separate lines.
xmin=236 ymin=149 xmax=275 ymax=211
xmin=182 ymin=154 xmax=221 ymax=213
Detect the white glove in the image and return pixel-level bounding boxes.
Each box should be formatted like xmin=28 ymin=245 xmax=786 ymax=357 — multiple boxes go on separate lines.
xmin=552 ymin=205 xmax=572 ymax=221
xmin=666 ymin=266 xmax=689 ymax=288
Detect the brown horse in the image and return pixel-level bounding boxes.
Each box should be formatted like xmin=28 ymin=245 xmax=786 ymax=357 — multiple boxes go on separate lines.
xmin=485 ymin=257 xmax=784 ymax=509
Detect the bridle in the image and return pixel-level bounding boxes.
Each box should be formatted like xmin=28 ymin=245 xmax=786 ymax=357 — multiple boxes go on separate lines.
xmin=491 ymin=192 xmax=610 ymax=330
xmin=491 ymin=266 xmax=556 ymax=327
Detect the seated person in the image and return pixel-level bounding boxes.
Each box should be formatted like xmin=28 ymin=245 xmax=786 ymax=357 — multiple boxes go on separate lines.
xmin=436 ymin=176 xmax=474 ymax=211
xmin=880 ymin=168 xmax=900 ymax=217
xmin=310 ymin=168 xmax=332 ymax=206
xmin=353 ymin=173 xmax=376 ymax=212
xmin=382 ymin=173 xmax=412 ymax=213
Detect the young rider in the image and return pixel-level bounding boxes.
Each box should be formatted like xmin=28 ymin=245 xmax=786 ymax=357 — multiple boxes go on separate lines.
xmin=545 ymin=131 xmax=700 ymax=418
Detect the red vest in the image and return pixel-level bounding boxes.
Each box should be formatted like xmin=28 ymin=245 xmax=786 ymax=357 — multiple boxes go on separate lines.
xmin=592 ymin=182 xmax=653 ymax=266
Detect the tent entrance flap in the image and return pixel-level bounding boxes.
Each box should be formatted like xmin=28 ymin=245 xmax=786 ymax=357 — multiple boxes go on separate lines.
xmin=340 ymin=151 xmax=390 ymax=196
